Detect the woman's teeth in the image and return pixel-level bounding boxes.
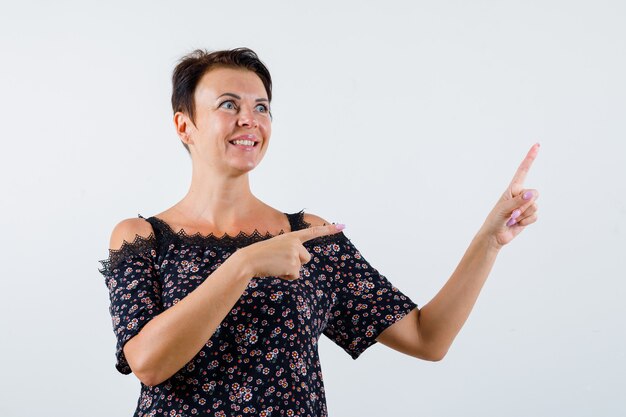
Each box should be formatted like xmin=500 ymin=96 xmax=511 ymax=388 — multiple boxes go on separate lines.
xmin=231 ymin=140 xmax=256 ymax=146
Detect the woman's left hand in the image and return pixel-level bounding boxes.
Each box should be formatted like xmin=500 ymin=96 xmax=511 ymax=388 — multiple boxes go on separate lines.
xmin=478 ymin=143 xmax=541 ymax=250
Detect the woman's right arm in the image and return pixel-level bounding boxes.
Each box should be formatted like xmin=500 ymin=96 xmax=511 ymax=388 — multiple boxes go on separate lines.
xmin=110 ymin=218 xmax=254 ymax=387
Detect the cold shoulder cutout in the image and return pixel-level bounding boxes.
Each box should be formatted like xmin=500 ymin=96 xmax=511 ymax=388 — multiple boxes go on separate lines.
xmin=98 ymin=233 xmax=157 ymax=276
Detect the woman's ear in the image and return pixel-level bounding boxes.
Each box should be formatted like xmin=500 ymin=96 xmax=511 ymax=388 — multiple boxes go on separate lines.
xmin=174 ymin=111 xmax=194 ymax=145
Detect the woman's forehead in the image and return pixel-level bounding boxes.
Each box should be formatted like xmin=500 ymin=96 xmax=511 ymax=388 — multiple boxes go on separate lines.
xmin=196 ymin=67 xmax=267 ymax=100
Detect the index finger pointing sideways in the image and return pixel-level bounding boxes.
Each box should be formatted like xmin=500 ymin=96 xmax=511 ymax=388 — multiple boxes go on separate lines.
xmin=293 ymin=223 xmax=346 ymax=243
xmin=509 ymin=143 xmax=541 ymax=188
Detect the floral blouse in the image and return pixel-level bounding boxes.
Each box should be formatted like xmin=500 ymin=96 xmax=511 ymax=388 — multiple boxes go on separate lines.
xmin=98 ymin=210 xmax=418 ymax=417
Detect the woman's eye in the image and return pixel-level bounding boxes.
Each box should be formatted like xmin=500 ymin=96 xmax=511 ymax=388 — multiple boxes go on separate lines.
xmin=219 ymin=100 xmax=236 ymax=110
xmin=255 ymin=104 xmax=269 ymax=112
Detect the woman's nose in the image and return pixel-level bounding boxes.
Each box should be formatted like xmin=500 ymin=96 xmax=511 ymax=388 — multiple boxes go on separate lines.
xmin=237 ymin=106 xmax=258 ymax=128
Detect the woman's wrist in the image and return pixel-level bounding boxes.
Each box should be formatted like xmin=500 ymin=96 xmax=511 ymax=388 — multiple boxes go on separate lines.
xmin=475 ymin=226 xmax=504 ymax=253
xmin=225 ymin=248 xmax=255 ymax=282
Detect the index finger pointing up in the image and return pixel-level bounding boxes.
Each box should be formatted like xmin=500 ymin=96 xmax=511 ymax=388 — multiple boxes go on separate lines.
xmin=292 ymin=223 xmax=345 ymax=243
xmin=510 ymin=143 xmax=540 ymax=188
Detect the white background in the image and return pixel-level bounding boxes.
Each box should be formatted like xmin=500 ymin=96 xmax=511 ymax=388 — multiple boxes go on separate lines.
xmin=1 ymin=1 xmax=624 ymax=416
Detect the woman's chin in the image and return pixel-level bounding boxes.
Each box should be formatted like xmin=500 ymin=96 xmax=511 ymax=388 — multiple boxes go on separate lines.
xmin=228 ymin=158 xmax=262 ymax=174
xmin=195 ymin=153 xmax=264 ymax=175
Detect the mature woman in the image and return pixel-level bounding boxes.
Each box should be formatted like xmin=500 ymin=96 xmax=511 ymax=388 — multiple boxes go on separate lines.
xmin=99 ymin=47 xmax=539 ymax=416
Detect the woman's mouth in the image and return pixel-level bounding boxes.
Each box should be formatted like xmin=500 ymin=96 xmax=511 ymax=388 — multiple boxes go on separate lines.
xmin=228 ymin=139 xmax=259 ymax=151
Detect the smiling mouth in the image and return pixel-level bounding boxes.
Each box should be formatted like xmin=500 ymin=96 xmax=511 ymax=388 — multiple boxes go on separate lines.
xmin=229 ymin=140 xmax=259 ymax=146
xmin=228 ymin=140 xmax=259 ymax=150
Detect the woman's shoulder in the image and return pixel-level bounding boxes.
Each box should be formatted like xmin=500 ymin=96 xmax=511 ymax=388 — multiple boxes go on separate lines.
xmin=107 ymin=216 xmax=155 ymax=251
xmin=301 ymin=212 xmax=333 ymax=228
xmin=300 ymin=211 xmax=348 ymax=246
xmin=99 ymin=216 xmax=157 ymax=276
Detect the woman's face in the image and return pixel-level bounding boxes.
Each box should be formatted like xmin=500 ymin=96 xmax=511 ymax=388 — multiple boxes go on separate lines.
xmin=186 ymin=66 xmax=272 ymax=175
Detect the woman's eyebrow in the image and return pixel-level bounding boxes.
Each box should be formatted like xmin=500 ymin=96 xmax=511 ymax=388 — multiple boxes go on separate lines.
xmin=217 ymin=92 xmax=268 ymax=102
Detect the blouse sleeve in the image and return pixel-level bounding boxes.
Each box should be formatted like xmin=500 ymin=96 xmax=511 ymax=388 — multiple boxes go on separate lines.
xmin=97 ymin=233 xmax=162 ymax=375
xmin=321 ymin=233 xmax=418 ymax=359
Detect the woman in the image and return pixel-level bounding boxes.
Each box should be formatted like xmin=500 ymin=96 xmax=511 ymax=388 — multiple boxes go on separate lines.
xmin=99 ymin=47 xmax=539 ymax=416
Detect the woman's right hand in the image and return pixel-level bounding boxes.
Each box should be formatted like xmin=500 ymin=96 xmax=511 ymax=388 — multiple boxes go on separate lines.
xmin=232 ymin=223 xmax=345 ymax=280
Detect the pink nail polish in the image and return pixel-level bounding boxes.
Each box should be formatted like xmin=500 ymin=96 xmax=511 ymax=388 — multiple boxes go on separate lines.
xmin=506 ymin=217 xmax=516 ymax=227
xmin=335 ymin=223 xmax=345 ymax=231
xmin=523 ymin=191 xmax=533 ymax=200
xmin=511 ymin=209 xmax=521 ymax=219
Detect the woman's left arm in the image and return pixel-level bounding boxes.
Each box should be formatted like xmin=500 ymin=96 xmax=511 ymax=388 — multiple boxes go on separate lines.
xmin=377 ymin=143 xmax=540 ymax=361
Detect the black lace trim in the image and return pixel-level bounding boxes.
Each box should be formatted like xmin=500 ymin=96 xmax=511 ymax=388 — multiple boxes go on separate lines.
xmin=299 ymin=209 xmax=312 ymax=229
xmin=98 ymin=232 xmax=157 ymax=276
xmin=97 ymin=210 xmax=348 ymax=274
xmin=144 ymin=209 xmax=347 ymax=248
xmin=145 ymin=214 xmax=288 ymax=248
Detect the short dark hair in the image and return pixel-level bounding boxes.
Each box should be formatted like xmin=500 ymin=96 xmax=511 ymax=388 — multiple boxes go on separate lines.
xmin=171 ymin=47 xmax=273 ymax=155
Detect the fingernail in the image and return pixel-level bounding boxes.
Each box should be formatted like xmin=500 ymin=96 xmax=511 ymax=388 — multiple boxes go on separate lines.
xmin=334 ymin=223 xmax=345 ymax=231
xmin=523 ymin=191 xmax=533 ymax=200
xmin=506 ymin=217 xmax=517 ymax=227
xmin=511 ymin=209 xmax=521 ymax=219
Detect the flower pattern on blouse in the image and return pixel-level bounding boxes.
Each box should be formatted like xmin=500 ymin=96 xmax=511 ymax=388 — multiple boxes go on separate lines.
xmin=98 ymin=210 xmax=418 ymax=417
